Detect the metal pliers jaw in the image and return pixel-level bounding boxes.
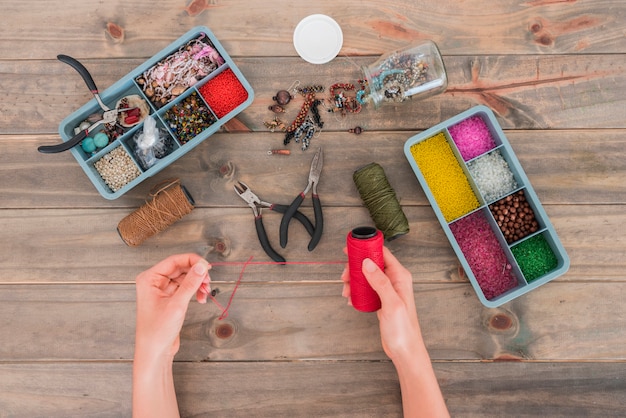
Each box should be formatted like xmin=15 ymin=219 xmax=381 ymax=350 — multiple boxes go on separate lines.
xmin=234 ymin=181 xmax=316 ymax=263
xmin=234 ymin=181 xmax=264 ymax=217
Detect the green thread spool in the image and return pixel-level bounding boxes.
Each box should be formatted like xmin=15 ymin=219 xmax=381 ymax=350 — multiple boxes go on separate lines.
xmin=353 ymin=162 xmax=410 ymax=240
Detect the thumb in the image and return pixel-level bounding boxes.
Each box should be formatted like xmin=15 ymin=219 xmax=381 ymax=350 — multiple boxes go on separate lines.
xmin=175 ymin=261 xmax=210 ymax=303
xmin=362 ymin=258 xmax=399 ymax=308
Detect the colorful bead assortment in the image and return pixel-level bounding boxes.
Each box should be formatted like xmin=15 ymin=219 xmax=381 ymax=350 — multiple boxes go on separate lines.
xmin=490 ymin=190 xmax=539 ymax=244
xmin=448 ymin=115 xmax=497 ymax=161
xmin=198 ymin=68 xmax=249 ymax=118
xmin=136 ymin=34 xmax=224 ymax=108
xmin=467 ymin=149 xmax=518 ymax=202
xmin=94 ymin=146 xmax=141 ymax=192
xmin=450 ymin=211 xmax=518 ymax=300
xmin=511 ymin=234 xmax=558 ymax=282
xmin=410 ymin=132 xmax=480 ymax=222
xmin=164 ymin=92 xmax=217 ymax=144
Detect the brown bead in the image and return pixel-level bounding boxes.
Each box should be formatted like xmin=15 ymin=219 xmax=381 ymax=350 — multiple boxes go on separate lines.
xmin=273 ymin=90 xmax=292 ymax=105
xmin=268 ymin=104 xmax=285 ymax=113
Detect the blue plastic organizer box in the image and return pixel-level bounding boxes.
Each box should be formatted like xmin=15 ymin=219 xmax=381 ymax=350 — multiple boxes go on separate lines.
xmin=404 ymin=105 xmax=569 ymax=307
xmin=58 ymin=26 xmax=254 ymax=199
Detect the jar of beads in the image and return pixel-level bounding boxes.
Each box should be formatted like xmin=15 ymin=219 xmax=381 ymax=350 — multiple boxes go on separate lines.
xmin=358 ymin=40 xmax=447 ymax=108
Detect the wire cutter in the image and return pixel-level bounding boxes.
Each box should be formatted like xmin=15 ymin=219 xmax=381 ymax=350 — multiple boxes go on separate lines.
xmin=38 ymin=55 xmax=133 ymax=154
xmin=279 ymin=147 xmax=323 ymax=250
xmin=234 ymin=181 xmax=315 ymax=263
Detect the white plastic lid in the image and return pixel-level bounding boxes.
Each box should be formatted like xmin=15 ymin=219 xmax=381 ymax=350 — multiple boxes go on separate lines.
xmin=293 ymin=14 xmax=343 ymax=64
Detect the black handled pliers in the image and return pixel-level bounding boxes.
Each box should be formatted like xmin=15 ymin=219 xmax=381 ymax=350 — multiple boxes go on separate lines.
xmin=38 ymin=55 xmax=133 ymax=154
xmin=280 ymin=147 xmax=323 ymax=251
xmin=234 ymin=181 xmax=315 ymax=263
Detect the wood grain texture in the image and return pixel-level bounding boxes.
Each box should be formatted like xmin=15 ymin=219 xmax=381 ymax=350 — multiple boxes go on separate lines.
xmin=0 ymin=282 xmax=625 ymax=362
xmin=1 ymin=204 xmax=625 ymax=283
xmin=0 ymin=0 xmax=623 ymax=59
xmin=2 ymin=0 xmax=625 ymax=415
xmin=0 ymin=362 xmax=624 ymax=417
xmin=2 ymin=54 xmax=625 ymax=134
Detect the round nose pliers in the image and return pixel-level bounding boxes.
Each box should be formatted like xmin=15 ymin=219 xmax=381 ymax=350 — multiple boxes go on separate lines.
xmin=234 ymin=181 xmax=315 ymax=263
xmin=279 ymin=147 xmax=323 ymax=250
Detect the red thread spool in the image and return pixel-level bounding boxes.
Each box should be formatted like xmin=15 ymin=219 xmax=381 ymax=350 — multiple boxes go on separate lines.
xmin=347 ymin=226 xmax=384 ymax=312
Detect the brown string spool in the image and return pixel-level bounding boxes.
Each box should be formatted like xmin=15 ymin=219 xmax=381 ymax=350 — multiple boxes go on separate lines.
xmin=117 ymin=179 xmax=195 ymax=246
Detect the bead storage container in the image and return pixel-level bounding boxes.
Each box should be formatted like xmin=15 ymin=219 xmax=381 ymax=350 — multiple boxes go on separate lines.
xmin=58 ymin=26 xmax=254 ymax=199
xmin=403 ymin=105 xmax=569 ymax=308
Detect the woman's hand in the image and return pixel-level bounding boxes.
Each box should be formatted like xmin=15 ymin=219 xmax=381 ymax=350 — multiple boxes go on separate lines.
xmin=133 ymin=253 xmax=212 ymax=418
xmin=135 ymin=253 xmax=212 ymax=359
xmin=341 ymin=246 xmax=422 ymax=363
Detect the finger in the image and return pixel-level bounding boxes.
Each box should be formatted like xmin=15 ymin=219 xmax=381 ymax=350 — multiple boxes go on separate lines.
xmin=380 ymin=247 xmax=413 ymax=294
xmin=196 ymin=274 xmax=212 ymax=304
xmin=362 ymin=258 xmax=400 ymax=308
xmin=147 ymin=253 xmax=205 ymax=282
xmin=174 ymin=260 xmax=211 ymax=304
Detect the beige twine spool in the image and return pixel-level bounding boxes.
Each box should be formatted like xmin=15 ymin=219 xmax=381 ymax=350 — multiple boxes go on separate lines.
xmin=117 ymin=179 xmax=194 ymax=246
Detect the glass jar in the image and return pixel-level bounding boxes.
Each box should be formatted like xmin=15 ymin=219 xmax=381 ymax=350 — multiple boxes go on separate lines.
xmin=358 ymin=40 xmax=447 ymax=108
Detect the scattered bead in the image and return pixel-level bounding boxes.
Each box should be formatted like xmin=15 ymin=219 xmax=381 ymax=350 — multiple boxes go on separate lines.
xmin=267 ymin=149 xmax=291 ymax=155
xmin=349 ymin=126 xmax=363 ymax=135
xmin=273 ymin=90 xmax=292 ymax=105
xmin=268 ymin=104 xmax=285 ymax=113
xmin=264 ymin=117 xmax=286 ymax=132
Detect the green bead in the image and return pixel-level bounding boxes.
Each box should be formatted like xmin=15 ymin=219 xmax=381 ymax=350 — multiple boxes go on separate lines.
xmin=81 ymin=137 xmax=96 ymax=153
xmin=93 ymin=132 xmax=109 ymax=148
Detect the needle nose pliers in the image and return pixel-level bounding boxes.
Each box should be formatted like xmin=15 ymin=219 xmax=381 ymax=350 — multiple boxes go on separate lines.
xmin=279 ymin=147 xmax=323 ymax=251
xmin=38 ymin=55 xmax=134 ymax=154
xmin=234 ymin=181 xmax=315 ymax=263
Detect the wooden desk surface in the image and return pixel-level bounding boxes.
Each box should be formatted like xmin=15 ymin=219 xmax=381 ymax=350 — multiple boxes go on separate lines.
xmin=1 ymin=1 xmax=625 ymax=416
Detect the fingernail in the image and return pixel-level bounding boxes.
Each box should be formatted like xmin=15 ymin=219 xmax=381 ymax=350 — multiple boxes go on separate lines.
xmin=363 ymin=258 xmax=377 ymax=273
xmin=193 ymin=262 xmax=208 ymax=275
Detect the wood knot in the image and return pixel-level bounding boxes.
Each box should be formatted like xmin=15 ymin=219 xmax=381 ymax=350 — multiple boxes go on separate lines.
xmin=490 ymin=313 xmax=513 ymax=330
xmin=207 ymin=317 xmax=238 ymax=347
xmin=217 ymin=161 xmax=235 ymax=179
xmin=536 ymin=34 xmax=554 ymax=46
xmin=105 ymin=22 xmax=125 ymax=43
xmin=208 ymin=237 xmax=231 ymax=257
xmin=216 ymin=323 xmax=234 ymax=339
xmin=530 ymin=22 xmax=542 ymax=33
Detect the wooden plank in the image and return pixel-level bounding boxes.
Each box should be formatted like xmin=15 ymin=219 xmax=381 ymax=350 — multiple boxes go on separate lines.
xmin=2 ymin=54 xmax=625 ymax=134
xmin=0 ymin=1 xmax=623 ymax=59
xmin=2 ymin=128 xmax=626 ymax=209
xmin=1 ymin=282 xmax=625 ymax=362
xmin=1 ymin=361 xmax=624 ymax=417
xmin=1 ymin=203 xmax=625 ymax=282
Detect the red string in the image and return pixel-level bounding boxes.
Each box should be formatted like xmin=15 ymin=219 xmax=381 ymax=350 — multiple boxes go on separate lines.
xmin=346 ymin=228 xmax=384 ymax=312
xmin=205 ymin=258 xmax=346 ymax=320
